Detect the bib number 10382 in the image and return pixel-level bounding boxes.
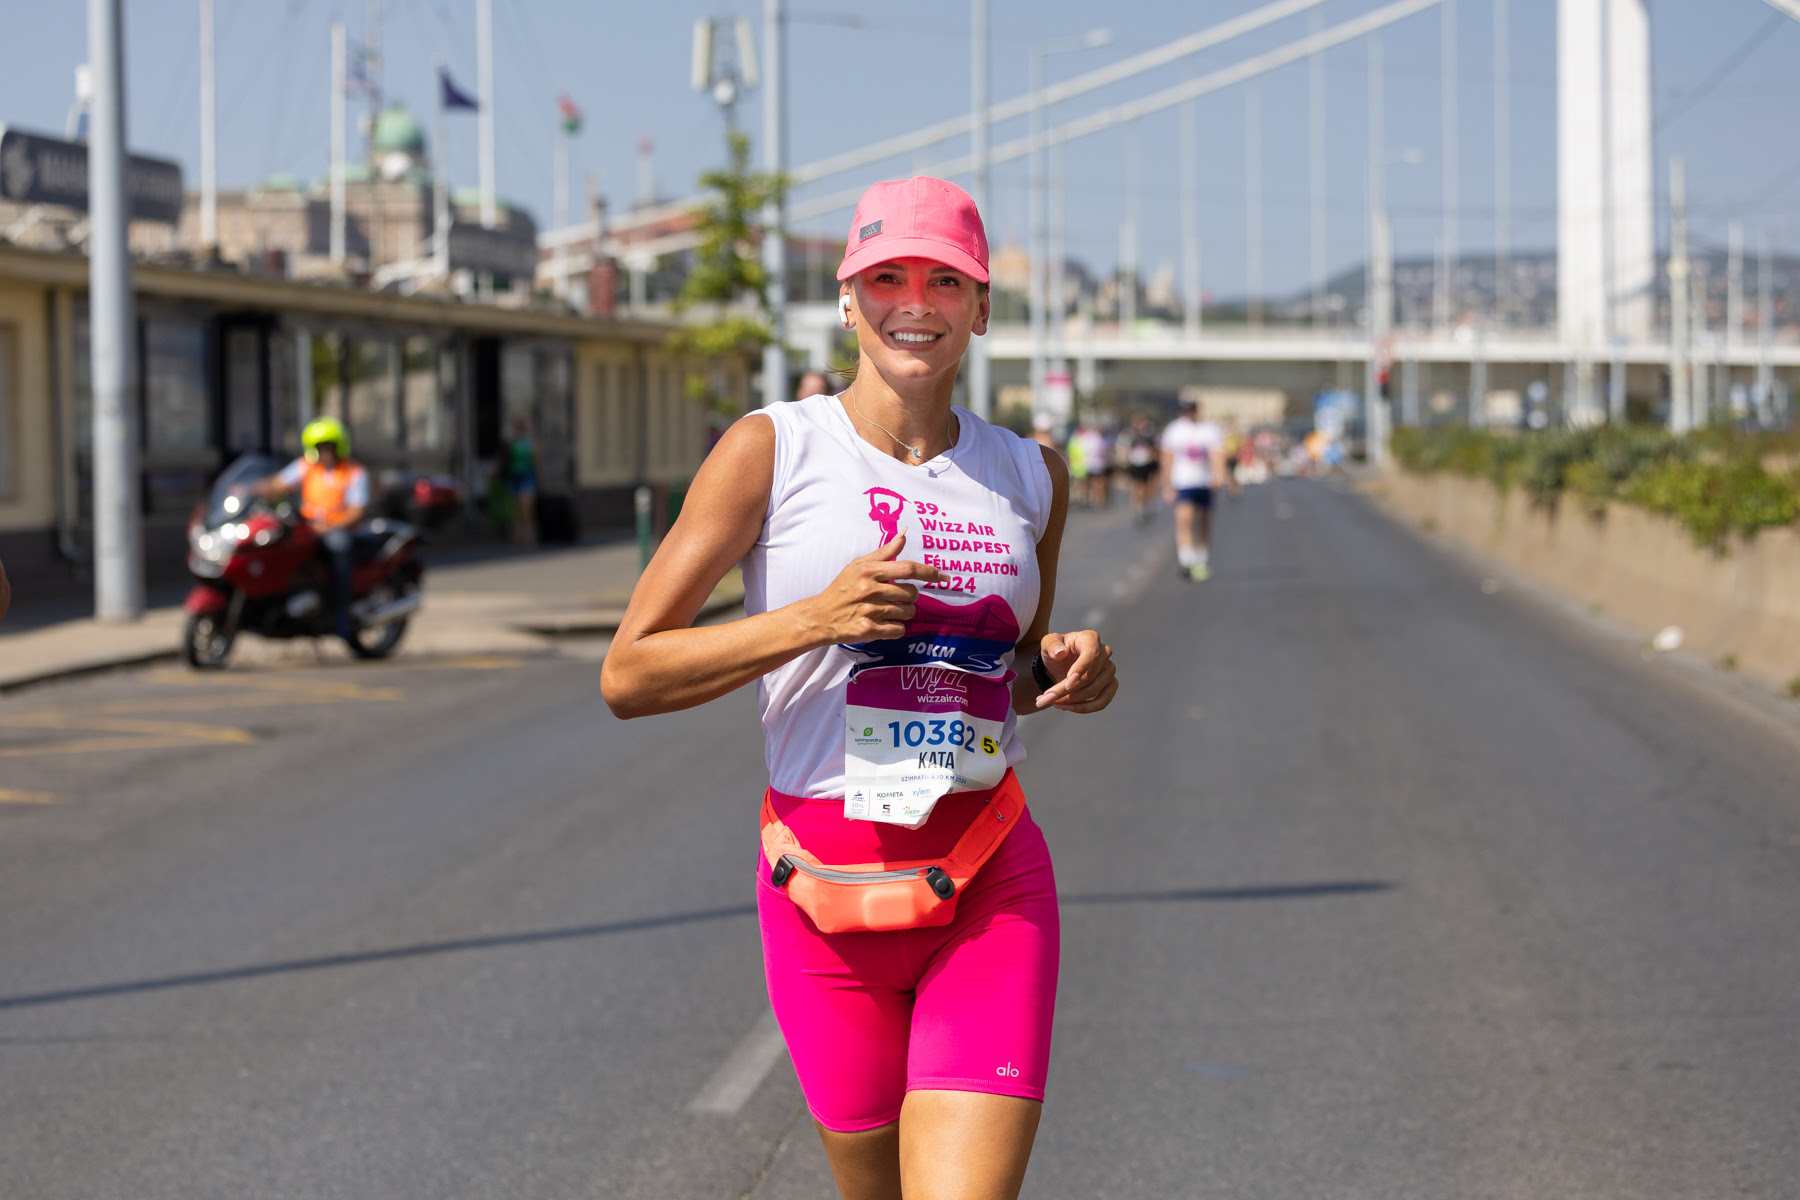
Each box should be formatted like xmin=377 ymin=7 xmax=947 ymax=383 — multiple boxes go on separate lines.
xmin=843 ymin=665 xmax=1010 ymax=826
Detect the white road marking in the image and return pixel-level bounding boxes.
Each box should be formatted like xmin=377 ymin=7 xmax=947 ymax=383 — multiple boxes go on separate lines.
xmin=688 ymin=1010 xmax=788 ymax=1116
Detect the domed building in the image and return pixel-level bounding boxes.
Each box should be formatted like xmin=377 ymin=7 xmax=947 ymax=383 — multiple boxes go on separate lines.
xmin=163 ymin=102 xmax=537 ymax=290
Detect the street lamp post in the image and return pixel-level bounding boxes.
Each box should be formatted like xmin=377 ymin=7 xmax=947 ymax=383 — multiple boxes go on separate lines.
xmin=967 ymin=0 xmax=990 ymax=418
xmin=762 ymin=0 xmax=788 ymax=407
xmin=88 ymin=0 xmax=142 ymax=621
xmin=1029 ymin=28 xmax=1111 ymax=424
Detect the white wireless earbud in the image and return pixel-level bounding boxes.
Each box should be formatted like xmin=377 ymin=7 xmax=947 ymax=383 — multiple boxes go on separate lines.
xmin=838 ymin=294 xmax=854 ymax=329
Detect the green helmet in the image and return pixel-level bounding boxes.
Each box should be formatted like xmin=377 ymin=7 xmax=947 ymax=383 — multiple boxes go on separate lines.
xmin=301 ymin=416 xmax=350 ymax=462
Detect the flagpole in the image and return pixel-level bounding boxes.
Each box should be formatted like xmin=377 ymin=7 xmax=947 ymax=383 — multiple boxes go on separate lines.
xmin=554 ymin=107 xmax=568 ymax=299
xmin=477 ymin=0 xmax=495 ymax=230
xmin=330 ymin=21 xmax=346 ymax=265
xmin=435 ymin=60 xmax=450 ymax=280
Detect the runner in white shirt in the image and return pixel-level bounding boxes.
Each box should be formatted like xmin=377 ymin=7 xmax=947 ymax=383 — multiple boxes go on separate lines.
xmin=1159 ymin=396 xmax=1226 ymax=580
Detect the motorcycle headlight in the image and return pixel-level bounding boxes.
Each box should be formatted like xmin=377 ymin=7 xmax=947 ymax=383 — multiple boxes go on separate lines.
xmin=189 ymin=522 xmax=246 ymax=565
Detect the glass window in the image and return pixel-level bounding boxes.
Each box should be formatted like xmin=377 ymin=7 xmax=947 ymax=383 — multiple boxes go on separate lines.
xmin=403 ymin=337 xmax=444 ymax=450
xmin=144 ymin=318 xmax=210 ymax=454
xmin=0 ymin=326 xmax=13 ymax=500
xmin=223 ymin=327 xmax=263 ymax=453
xmin=536 ymin=348 xmax=573 ymax=490
xmin=270 ymin=331 xmax=299 ymax=457
xmin=72 ymin=306 xmax=93 ymax=454
xmin=591 ymin=360 xmax=610 ymax=470
xmin=501 ymin=343 xmax=535 ymax=438
xmin=310 ymin=331 xmax=344 ymax=423
xmin=347 ymin=337 xmax=400 ymax=451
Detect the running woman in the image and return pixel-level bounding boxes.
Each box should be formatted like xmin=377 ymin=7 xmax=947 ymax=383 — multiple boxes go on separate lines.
xmin=601 ymin=176 xmax=1118 ymax=1200
xmin=1159 ymin=395 xmax=1226 ymax=580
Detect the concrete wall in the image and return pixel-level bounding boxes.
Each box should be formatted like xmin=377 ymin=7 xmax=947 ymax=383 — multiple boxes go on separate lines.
xmin=1371 ymin=469 xmax=1800 ymax=690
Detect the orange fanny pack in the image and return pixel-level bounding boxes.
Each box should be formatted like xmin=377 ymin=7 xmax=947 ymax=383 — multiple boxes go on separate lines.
xmin=761 ymin=770 xmax=1026 ymax=934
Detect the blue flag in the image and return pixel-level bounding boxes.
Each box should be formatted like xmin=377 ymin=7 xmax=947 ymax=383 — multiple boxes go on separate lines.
xmin=440 ymin=68 xmax=479 ymax=112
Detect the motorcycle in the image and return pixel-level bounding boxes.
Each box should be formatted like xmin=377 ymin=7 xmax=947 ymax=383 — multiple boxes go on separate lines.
xmin=182 ymin=453 xmax=426 ymax=669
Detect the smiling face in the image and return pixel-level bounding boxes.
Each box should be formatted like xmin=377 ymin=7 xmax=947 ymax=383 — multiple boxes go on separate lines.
xmin=842 ymin=257 xmax=989 ymax=391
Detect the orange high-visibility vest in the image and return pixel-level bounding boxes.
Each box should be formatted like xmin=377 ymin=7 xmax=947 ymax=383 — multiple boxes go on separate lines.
xmin=300 ymin=462 xmax=365 ymax=527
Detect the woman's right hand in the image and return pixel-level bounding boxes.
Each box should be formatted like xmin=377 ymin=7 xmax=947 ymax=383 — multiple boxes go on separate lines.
xmin=797 ymin=533 xmax=944 ymax=646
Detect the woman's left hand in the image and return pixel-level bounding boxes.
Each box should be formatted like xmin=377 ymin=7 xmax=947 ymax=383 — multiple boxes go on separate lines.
xmin=1033 ymin=630 xmax=1118 ymax=713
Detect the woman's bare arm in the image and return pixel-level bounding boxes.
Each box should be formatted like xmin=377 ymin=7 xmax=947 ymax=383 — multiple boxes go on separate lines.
xmin=1009 ymin=446 xmax=1118 ymax=716
xmin=600 ymin=416 xmax=943 ymax=720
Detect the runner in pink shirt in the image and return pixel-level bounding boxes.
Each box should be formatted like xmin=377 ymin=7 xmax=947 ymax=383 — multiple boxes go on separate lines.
xmin=602 ymin=177 xmax=1118 ymax=1200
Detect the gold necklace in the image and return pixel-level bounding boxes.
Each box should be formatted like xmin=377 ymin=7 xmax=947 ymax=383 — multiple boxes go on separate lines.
xmin=850 ymin=387 xmax=953 ymax=462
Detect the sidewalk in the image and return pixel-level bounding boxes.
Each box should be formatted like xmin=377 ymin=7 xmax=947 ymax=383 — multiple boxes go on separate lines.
xmin=0 ymin=540 xmax=740 ymax=692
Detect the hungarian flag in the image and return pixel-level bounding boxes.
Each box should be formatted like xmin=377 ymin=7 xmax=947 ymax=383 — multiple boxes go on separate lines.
xmin=558 ymin=94 xmax=582 ymax=135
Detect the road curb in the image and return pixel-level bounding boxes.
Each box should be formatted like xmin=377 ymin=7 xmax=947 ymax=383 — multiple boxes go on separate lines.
xmin=0 ymin=646 xmax=183 ymax=696
xmin=505 ymin=592 xmax=744 ymax=637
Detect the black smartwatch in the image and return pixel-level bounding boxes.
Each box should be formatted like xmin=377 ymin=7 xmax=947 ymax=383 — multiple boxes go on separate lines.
xmin=1029 ymin=650 xmax=1055 ymax=693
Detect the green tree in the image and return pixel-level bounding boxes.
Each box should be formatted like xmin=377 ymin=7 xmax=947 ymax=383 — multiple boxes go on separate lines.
xmin=669 ymin=129 xmax=786 ymax=419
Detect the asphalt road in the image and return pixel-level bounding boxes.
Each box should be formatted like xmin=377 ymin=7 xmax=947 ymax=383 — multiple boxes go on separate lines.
xmin=2 ymin=480 xmax=1797 ymax=1199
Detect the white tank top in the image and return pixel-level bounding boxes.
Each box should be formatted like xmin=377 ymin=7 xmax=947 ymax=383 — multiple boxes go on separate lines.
xmin=742 ymin=393 xmax=1056 ymax=800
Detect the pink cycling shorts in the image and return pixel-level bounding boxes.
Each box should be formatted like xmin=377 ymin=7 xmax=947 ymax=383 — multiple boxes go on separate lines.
xmin=756 ymin=783 xmax=1060 ymax=1133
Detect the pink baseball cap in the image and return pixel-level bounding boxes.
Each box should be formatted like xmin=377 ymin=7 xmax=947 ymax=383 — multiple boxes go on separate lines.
xmin=836 ymin=176 xmax=989 ymax=284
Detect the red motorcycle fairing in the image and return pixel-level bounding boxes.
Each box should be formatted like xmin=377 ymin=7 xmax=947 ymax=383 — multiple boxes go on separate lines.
xmin=184 ymin=583 xmax=232 ymax=615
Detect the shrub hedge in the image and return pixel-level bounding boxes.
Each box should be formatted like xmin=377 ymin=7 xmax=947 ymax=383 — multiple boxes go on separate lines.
xmin=1389 ymin=425 xmax=1800 ymax=550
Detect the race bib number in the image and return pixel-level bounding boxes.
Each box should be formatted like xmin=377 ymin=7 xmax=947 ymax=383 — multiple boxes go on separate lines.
xmin=843 ymin=665 xmax=1011 ymax=825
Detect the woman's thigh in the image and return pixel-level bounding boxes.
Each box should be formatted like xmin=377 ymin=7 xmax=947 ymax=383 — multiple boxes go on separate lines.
xmin=907 ymin=822 xmax=1060 ymax=1100
xmin=758 ymin=877 xmax=916 ymax=1132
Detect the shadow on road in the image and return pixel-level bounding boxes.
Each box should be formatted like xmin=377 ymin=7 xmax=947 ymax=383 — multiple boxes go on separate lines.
xmin=0 ymin=881 xmax=1393 ymax=1013
xmin=0 ymin=903 xmax=758 ymax=1012
xmin=1063 ymin=880 xmax=1394 ymax=905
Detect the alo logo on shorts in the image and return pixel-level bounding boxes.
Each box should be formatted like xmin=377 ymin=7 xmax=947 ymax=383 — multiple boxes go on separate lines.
xmin=996 ymin=1061 xmax=1021 ymax=1078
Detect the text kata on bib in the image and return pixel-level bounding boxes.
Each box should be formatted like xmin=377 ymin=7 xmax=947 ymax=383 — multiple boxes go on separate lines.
xmin=843 ymin=589 xmax=1020 ymax=825
xmin=839 ymin=472 xmax=1028 ymax=825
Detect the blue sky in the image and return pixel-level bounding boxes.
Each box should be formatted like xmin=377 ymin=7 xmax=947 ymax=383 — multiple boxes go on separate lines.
xmin=3 ymin=1 xmax=1798 ymax=300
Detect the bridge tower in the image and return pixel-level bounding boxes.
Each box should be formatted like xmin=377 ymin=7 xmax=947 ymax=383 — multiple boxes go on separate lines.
xmin=1558 ymin=0 xmax=1654 ymax=355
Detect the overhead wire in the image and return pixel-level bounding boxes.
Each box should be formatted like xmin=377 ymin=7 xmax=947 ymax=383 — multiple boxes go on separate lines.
xmin=1654 ymin=9 xmax=1788 ymax=132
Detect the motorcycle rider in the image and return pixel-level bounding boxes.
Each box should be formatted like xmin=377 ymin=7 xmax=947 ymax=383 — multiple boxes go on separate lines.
xmin=250 ymin=417 xmax=369 ymax=639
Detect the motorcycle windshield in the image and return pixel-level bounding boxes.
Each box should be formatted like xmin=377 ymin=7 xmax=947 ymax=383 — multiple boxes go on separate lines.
xmin=204 ymin=453 xmax=287 ymax=528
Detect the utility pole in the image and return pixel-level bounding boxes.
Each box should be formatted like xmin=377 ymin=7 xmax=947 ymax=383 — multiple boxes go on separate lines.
xmin=1727 ymin=218 xmax=1744 ymax=347
xmin=330 ymin=21 xmax=347 ymax=264
xmin=364 ymin=0 xmax=384 ymax=271
xmin=199 ymin=0 xmax=216 ymax=250
xmin=1308 ymin=6 xmax=1326 ymax=327
xmin=1051 ymin=140 xmax=1067 ymax=360
xmin=1600 ymin=0 xmax=1620 ymax=423
xmin=1121 ymin=122 xmax=1139 ymax=332
xmin=1366 ymin=34 xmax=1393 ymax=463
xmin=1668 ymin=156 xmax=1690 ymax=434
xmin=1028 ymin=45 xmax=1046 ymax=415
xmin=434 ymin=57 xmax=451 ymax=279
xmin=477 ymin=0 xmax=495 ymax=229
xmin=967 ymin=0 xmax=990 ymax=418
xmin=1492 ymin=0 xmax=1509 ymax=326
xmin=1245 ymin=80 xmax=1262 ymax=328
xmin=1180 ymin=95 xmax=1201 ymax=338
xmin=762 ymin=0 xmax=788 ymax=407
xmin=1757 ymin=226 xmax=1774 ymax=420
xmin=88 ymin=0 xmax=143 ymax=621
xmin=1436 ymin=0 xmax=1457 ymax=332
xmin=553 ymin=109 xmax=568 ymax=298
